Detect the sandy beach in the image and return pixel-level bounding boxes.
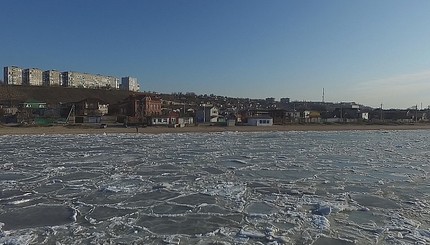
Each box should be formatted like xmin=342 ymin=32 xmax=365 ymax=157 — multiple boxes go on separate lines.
xmin=1 ymin=123 xmax=430 ymax=135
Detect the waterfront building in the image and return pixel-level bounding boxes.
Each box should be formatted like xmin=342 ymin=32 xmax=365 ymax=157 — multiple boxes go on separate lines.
xmin=246 ymin=116 xmax=273 ymax=126
xmin=23 ymin=68 xmax=43 ymax=86
xmin=196 ymin=105 xmax=219 ymax=123
xmin=118 ymin=94 xmax=162 ymax=125
xmin=141 ymin=96 xmax=162 ymax=116
xmin=4 ymin=66 xmax=23 ymax=85
xmin=120 ymin=77 xmax=140 ymax=91
xmin=74 ymin=98 xmax=109 ymax=116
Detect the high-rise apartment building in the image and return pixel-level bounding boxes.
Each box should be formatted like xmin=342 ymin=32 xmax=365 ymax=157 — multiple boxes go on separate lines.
xmin=3 ymin=66 xmax=135 ymax=91
xmin=4 ymin=66 xmax=23 ymax=85
xmin=61 ymin=71 xmax=119 ymax=89
xmin=120 ymin=77 xmax=140 ymax=92
xmin=23 ymin=68 xmax=43 ymax=86
xmin=43 ymin=70 xmax=62 ymax=86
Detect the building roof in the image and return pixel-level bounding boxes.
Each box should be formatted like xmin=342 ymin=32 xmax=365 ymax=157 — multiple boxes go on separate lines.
xmin=247 ymin=116 xmax=273 ymax=119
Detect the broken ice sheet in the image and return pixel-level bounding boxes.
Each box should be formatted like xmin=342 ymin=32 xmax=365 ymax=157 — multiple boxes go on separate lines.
xmin=0 ymin=131 xmax=428 ymax=244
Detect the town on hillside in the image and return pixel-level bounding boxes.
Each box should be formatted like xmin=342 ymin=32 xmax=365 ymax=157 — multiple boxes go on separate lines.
xmin=1 ymin=66 xmax=430 ymax=127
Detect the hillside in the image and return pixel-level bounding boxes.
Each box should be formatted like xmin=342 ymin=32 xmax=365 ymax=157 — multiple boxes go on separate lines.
xmin=0 ymin=85 xmax=138 ymax=106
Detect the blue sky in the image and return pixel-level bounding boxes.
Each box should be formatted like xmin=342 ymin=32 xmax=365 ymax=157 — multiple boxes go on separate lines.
xmin=2 ymin=0 xmax=430 ymax=109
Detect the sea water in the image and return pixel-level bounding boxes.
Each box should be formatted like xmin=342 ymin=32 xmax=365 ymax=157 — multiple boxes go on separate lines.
xmin=0 ymin=130 xmax=429 ymax=244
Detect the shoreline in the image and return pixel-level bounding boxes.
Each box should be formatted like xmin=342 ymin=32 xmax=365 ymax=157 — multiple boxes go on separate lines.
xmin=1 ymin=123 xmax=430 ymax=135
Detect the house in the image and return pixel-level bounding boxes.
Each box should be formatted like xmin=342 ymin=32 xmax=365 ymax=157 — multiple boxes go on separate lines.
xmin=331 ymin=104 xmax=361 ymax=122
xmin=142 ymin=96 xmax=162 ymax=117
xmin=361 ymin=112 xmax=369 ymax=121
xmin=303 ymin=110 xmax=321 ymax=123
xmin=241 ymin=109 xmax=288 ymax=125
xmin=118 ymin=94 xmax=162 ymax=125
xmin=370 ymin=109 xmax=415 ymax=123
xmin=22 ymin=100 xmax=47 ymax=109
xmin=0 ymin=106 xmax=18 ymax=123
xmin=178 ymin=117 xmax=194 ymax=127
xmin=247 ymin=116 xmax=273 ymax=126
xmin=74 ymin=98 xmax=109 ymax=116
xmin=150 ymin=113 xmax=195 ymax=127
xmin=150 ymin=111 xmax=179 ymax=126
xmin=119 ymin=94 xmax=162 ymax=117
xmin=225 ymin=115 xmax=237 ymax=127
xmin=70 ymin=98 xmax=110 ymax=124
xmin=268 ymin=109 xmax=288 ymax=125
xmin=286 ymin=111 xmax=301 ymax=123
xmin=15 ymin=100 xmax=48 ymax=124
xmin=196 ymin=105 xmax=219 ymax=123
xmin=151 ymin=116 xmax=175 ymax=126
xmin=1 ymin=106 xmax=18 ymax=115
xmin=226 ymin=119 xmax=236 ymax=126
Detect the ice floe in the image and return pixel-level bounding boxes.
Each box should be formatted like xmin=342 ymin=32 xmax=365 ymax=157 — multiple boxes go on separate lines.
xmin=0 ymin=130 xmax=429 ymax=244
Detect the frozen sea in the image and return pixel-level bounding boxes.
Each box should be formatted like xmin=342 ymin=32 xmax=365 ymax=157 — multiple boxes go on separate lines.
xmin=0 ymin=130 xmax=429 ymax=245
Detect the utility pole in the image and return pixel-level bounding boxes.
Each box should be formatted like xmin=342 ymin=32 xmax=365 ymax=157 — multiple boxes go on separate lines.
xmin=322 ymin=88 xmax=325 ymax=103
xmin=203 ymin=104 xmax=206 ymax=123
xmin=293 ymin=103 xmax=296 ymax=122
xmin=340 ymin=104 xmax=343 ymax=122
xmin=380 ymin=104 xmax=383 ymax=121
xmin=140 ymin=99 xmax=144 ymax=125
xmin=415 ymin=104 xmax=418 ymax=122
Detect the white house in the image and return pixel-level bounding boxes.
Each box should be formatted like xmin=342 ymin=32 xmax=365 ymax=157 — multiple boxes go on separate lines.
xmin=286 ymin=111 xmax=301 ymax=123
xmin=247 ymin=116 xmax=273 ymax=126
xmin=151 ymin=116 xmax=177 ymax=126
xmin=178 ymin=117 xmax=194 ymax=127
xmin=196 ymin=105 xmax=219 ymax=123
xmin=151 ymin=115 xmax=194 ymax=127
xmin=361 ymin=112 xmax=369 ymax=120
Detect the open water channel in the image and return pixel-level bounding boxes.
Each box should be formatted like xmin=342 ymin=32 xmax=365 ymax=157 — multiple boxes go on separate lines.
xmin=0 ymin=130 xmax=429 ymax=244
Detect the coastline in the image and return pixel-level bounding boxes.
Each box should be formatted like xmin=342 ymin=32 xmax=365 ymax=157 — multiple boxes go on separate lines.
xmin=1 ymin=123 xmax=430 ymax=135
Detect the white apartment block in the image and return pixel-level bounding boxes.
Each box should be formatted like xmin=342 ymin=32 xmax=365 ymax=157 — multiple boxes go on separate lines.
xmin=43 ymin=70 xmax=62 ymax=86
xmin=23 ymin=68 xmax=43 ymax=86
xmin=3 ymin=66 xmax=138 ymax=91
xmin=62 ymin=71 xmax=119 ymax=89
xmin=4 ymin=66 xmax=23 ymax=85
xmin=120 ymin=77 xmax=140 ymax=91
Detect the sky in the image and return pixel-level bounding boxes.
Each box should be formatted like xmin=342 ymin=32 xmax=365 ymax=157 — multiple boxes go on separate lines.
xmin=1 ymin=0 xmax=430 ymax=109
